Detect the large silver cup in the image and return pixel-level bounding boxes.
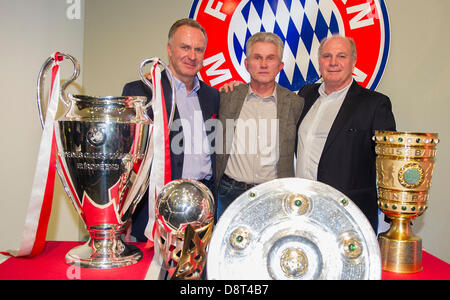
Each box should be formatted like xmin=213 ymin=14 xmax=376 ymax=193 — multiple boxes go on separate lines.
xmin=37 ymin=53 xmax=175 ymax=268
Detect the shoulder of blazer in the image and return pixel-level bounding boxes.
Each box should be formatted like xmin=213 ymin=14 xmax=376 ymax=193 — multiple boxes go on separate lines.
xmin=277 ymin=83 xmax=303 ymax=99
xmin=298 ymin=83 xmax=321 ymax=100
xmin=219 ymin=83 xmax=249 ymax=112
xmin=198 ymin=79 xmax=220 ymax=107
xmin=345 ymin=80 xmax=391 ymax=108
xmin=122 ymin=80 xmax=151 ymax=97
xmin=228 ymin=83 xmax=250 ymax=97
xmin=297 ymin=83 xmax=320 ymax=122
xmin=122 ymin=71 xmax=171 ymax=98
xmin=276 ymin=84 xmax=304 ymax=114
xmin=199 ymin=79 xmax=218 ymax=92
xmin=276 ymin=83 xmax=295 ymax=99
xmin=199 ymin=80 xmax=218 ymax=96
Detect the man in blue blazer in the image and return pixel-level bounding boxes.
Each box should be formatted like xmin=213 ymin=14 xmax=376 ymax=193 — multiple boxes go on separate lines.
xmin=296 ymin=35 xmax=396 ymax=232
xmin=122 ymin=18 xmax=219 ymax=242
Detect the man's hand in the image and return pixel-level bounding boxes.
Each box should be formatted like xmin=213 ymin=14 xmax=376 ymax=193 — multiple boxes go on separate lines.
xmin=219 ymin=80 xmax=245 ymax=92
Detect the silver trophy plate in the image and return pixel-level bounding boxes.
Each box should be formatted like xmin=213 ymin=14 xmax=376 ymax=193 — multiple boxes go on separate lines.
xmin=207 ymin=178 xmax=381 ymax=280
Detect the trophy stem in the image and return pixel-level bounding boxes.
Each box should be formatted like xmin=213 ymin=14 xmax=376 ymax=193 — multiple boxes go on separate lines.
xmin=65 ymin=224 xmax=143 ymax=269
xmin=378 ymin=216 xmax=422 ymax=273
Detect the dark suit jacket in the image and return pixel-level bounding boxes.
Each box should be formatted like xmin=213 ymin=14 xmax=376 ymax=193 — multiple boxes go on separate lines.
xmin=122 ymin=71 xmax=219 ymax=241
xmin=216 ymin=83 xmax=304 ymax=186
xmin=297 ymin=80 xmax=396 ymax=231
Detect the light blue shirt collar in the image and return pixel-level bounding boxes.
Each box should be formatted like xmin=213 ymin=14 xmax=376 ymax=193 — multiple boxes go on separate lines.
xmin=173 ymin=75 xmax=201 ymax=96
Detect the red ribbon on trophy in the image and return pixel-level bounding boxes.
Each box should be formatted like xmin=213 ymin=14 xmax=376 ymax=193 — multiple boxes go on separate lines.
xmin=144 ymin=59 xmax=172 ymax=246
xmin=1 ymin=52 xmax=62 ymax=258
xmin=140 ymin=59 xmax=173 ymax=279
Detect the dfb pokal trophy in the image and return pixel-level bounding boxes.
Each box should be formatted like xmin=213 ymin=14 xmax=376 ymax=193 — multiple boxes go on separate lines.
xmin=374 ymin=131 xmax=439 ymax=273
xmin=37 ymin=53 xmax=175 ymax=268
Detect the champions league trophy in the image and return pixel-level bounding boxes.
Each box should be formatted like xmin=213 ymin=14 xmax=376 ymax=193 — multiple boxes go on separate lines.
xmin=37 ymin=53 xmax=175 ymax=268
xmin=374 ymin=131 xmax=439 ymax=273
xmin=155 ymin=179 xmax=215 ymax=279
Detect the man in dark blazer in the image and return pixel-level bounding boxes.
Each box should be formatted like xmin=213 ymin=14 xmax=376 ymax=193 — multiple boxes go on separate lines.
xmin=296 ymin=35 xmax=396 ymax=232
xmin=216 ymin=32 xmax=304 ymax=219
xmin=122 ymin=19 xmax=219 ymax=242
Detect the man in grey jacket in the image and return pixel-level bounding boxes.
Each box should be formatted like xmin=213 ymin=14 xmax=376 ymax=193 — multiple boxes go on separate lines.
xmin=216 ymin=32 xmax=304 ymax=219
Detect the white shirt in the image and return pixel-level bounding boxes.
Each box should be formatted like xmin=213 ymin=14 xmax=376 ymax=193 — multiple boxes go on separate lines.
xmin=296 ymin=82 xmax=352 ymax=180
xmin=225 ymin=87 xmax=279 ymax=184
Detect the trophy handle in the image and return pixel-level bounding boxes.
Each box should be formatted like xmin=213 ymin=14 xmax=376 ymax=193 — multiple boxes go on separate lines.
xmin=139 ymin=58 xmax=176 ymax=129
xmin=36 ymin=52 xmax=80 ymax=127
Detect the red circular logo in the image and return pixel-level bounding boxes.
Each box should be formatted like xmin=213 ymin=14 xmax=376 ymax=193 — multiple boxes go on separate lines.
xmin=190 ymin=0 xmax=390 ymax=91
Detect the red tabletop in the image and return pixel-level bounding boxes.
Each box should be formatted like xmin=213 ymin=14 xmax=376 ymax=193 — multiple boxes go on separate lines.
xmin=0 ymin=241 xmax=154 ymax=280
xmin=382 ymin=250 xmax=450 ymax=280
xmin=0 ymin=241 xmax=448 ymax=280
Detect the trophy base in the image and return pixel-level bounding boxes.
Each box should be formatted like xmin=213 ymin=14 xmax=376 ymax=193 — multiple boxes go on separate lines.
xmin=378 ymin=233 xmax=422 ymax=273
xmin=65 ymin=236 xmax=143 ymax=269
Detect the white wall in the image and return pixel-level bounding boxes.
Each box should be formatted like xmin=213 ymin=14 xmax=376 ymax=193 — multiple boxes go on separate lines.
xmin=82 ymin=0 xmax=187 ymax=96
xmin=1 ymin=0 xmax=448 ymax=264
xmin=0 ymin=0 xmax=85 ymax=251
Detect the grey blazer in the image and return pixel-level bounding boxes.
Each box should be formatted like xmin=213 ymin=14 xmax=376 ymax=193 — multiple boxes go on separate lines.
xmin=216 ymin=83 xmax=304 ymax=188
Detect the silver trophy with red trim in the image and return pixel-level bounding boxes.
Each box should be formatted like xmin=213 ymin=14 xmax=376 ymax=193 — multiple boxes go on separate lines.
xmin=37 ymin=53 xmax=175 ymax=268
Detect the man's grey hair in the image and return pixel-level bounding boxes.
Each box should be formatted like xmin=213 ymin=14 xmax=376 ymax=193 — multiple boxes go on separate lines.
xmin=168 ymin=18 xmax=208 ymax=45
xmin=246 ymin=32 xmax=284 ymax=61
xmin=318 ymin=34 xmax=357 ymax=59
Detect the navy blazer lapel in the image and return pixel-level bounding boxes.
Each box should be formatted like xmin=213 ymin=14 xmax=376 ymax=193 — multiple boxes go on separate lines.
xmin=231 ymin=84 xmax=249 ymax=119
xmin=295 ymin=83 xmax=319 ymax=155
xmin=322 ymin=80 xmax=361 ymax=155
xmin=160 ymin=70 xmax=180 ymax=122
xmin=197 ymin=81 xmax=214 ymax=122
xmin=298 ymin=84 xmax=320 ymax=125
xmin=276 ymin=84 xmax=291 ymax=134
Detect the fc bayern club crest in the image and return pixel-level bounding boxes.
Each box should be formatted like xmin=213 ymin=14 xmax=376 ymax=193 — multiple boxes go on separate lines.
xmin=189 ymin=0 xmax=390 ymax=91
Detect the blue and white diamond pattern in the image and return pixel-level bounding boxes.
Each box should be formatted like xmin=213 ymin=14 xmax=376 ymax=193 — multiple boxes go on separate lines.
xmin=228 ymin=0 xmax=344 ymax=91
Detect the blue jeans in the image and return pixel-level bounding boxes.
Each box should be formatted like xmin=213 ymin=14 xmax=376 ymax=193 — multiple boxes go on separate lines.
xmin=216 ymin=178 xmax=249 ymax=220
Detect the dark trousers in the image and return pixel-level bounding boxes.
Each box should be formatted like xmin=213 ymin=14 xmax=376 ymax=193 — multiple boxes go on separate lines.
xmin=217 ymin=175 xmax=255 ymax=220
